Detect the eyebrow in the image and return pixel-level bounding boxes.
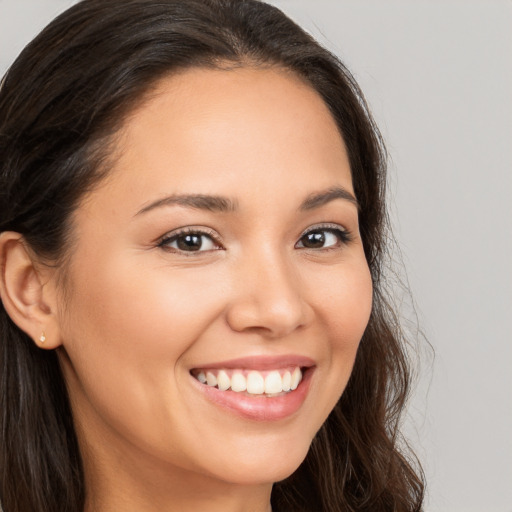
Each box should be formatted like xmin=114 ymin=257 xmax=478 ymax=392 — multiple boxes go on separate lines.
xmin=135 ymin=186 xmax=358 ymax=217
xmin=136 ymin=194 xmax=238 ymax=216
xmin=299 ymin=186 xmax=359 ymax=211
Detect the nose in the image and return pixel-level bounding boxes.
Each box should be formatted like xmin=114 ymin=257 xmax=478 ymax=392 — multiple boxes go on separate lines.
xmin=225 ymin=250 xmax=313 ymax=338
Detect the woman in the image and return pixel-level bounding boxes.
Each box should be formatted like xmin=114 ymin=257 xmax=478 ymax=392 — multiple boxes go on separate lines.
xmin=0 ymin=0 xmax=424 ymax=511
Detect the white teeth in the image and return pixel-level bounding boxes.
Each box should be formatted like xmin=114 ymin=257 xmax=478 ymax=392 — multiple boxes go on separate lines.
xmin=230 ymin=372 xmax=247 ymax=392
xmin=290 ymin=367 xmax=302 ymax=390
xmin=206 ymin=371 xmax=218 ymax=387
xmin=195 ymin=367 xmax=304 ymax=395
xmin=217 ymin=370 xmax=230 ymax=391
xmin=264 ymin=371 xmax=283 ymax=394
xmin=247 ymin=371 xmax=265 ymax=394
xmin=282 ymin=371 xmax=291 ymax=392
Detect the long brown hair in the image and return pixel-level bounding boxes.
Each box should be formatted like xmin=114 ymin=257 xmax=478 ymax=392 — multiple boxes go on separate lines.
xmin=0 ymin=1 xmax=424 ymax=510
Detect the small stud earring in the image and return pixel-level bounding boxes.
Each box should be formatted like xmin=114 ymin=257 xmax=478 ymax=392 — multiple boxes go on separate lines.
xmin=39 ymin=332 xmax=46 ymax=344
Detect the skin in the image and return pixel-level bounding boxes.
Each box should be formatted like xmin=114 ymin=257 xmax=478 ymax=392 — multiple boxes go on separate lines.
xmin=0 ymin=67 xmax=373 ymax=512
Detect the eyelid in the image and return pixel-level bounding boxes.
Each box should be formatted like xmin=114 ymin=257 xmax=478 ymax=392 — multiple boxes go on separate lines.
xmin=157 ymin=226 xmax=224 ymax=253
xmin=156 ymin=222 xmax=352 ymax=254
xmin=296 ymin=223 xmax=353 ymax=248
xmin=299 ymin=222 xmax=351 ymax=238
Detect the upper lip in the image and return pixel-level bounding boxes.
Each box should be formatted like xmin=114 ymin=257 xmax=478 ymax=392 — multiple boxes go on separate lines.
xmin=190 ymin=354 xmax=315 ymax=371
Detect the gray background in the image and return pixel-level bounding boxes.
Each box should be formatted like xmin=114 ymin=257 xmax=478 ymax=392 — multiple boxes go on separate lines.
xmin=1 ymin=1 xmax=511 ymax=511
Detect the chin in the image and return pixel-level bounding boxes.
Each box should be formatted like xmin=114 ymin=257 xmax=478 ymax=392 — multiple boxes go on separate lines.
xmin=203 ymin=437 xmax=312 ymax=486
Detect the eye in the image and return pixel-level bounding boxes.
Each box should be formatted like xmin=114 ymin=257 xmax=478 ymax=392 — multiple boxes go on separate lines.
xmin=158 ymin=228 xmax=221 ymax=253
xmin=296 ymin=225 xmax=352 ymax=250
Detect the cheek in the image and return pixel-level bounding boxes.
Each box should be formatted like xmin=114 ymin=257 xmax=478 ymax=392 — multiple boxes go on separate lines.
xmin=57 ymin=252 xmax=235 ymax=464
xmin=66 ymin=256 xmax=223 ymax=354
xmin=311 ymin=257 xmax=373 ymax=398
xmin=319 ymin=258 xmax=373 ymax=347
xmin=57 ymin=254 xmax=226 ymax=419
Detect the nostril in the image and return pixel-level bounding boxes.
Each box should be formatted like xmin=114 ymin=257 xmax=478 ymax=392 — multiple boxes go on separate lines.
xmin=225 ymin=261 xmax=314 ymax=336
xmin=226 ymin=304 xmax=309 ymax=338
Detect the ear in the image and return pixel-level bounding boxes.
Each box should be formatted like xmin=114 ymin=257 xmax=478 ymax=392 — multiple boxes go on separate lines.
xmin=0 ymin=231 xmax=62 ymax=349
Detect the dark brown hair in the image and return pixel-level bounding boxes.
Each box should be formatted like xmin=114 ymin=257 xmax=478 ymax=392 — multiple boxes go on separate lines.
xmin=0 ymin=1 xmax=424 ymax=510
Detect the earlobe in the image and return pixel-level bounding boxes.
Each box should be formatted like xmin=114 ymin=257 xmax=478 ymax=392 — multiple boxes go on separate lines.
xmin=0 ymin=231 xmax=62 ymax=349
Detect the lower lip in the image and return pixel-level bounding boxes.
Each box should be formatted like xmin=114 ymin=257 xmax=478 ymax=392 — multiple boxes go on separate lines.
xmin=190 ymin=368 xmax=314 ymax=421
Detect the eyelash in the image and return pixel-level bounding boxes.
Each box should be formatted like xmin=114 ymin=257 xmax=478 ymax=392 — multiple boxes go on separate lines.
xmin=297 ymin=224 xmax=353 ymax=250
xmin=157 ymin=224 xmax=352 ymax=255
xmin=157 ymin=227 xmax=222 ymax=255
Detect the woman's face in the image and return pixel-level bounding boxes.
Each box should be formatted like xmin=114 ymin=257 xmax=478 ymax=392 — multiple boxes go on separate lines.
xmin=55 ymin=67 xmax=372 ymax=487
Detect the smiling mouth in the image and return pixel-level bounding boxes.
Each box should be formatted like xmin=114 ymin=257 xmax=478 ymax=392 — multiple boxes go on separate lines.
xmin=191 ymin=367 xmax=303 ymax=397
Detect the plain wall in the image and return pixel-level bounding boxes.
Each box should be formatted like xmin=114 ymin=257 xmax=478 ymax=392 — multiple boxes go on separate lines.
xmin=1 ymin=1 xmax=511 ymax=511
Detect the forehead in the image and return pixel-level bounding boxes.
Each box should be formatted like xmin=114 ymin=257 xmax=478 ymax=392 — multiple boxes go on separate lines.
xmin=84 ymin=66 xmax=353 ymax=216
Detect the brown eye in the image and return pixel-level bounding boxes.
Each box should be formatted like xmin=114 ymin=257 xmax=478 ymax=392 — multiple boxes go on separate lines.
xmin=300 ymin=231 xmax=327 ymax=249
xmin=176 ymin=234 xmax=204 ymax=251
xmin=159 ymin=230 xmax=220 ymax=253
xmin=296 ymin=227 xmax=351 ymax=250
